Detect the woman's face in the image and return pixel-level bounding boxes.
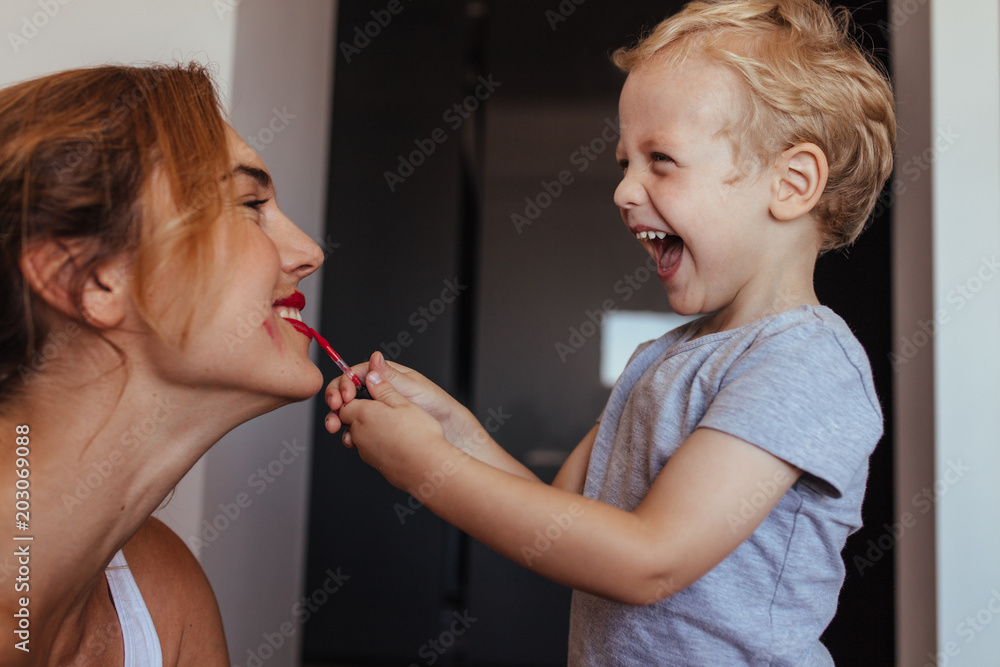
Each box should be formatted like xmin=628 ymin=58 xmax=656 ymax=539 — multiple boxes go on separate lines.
xmin=140 ymin=126 xmax=325 ymax=404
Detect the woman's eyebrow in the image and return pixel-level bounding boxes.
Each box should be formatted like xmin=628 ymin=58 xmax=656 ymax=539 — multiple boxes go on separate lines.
xmin=232 ymin=164 xmax=271 ymax=189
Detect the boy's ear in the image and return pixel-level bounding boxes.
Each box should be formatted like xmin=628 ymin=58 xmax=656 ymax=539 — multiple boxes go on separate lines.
xmin=769 ymin=143 xmax=829 ymax=222
xmin=20 ymin=240 xmax=130 ymax=329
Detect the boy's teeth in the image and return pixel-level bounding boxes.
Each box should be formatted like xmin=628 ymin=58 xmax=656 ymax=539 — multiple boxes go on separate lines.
xmin=635 ymin=231 xmax=667 ymax=240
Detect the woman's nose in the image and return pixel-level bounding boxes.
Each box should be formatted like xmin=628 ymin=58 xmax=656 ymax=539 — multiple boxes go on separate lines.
xmin=270 ymin=211 xmax=324 ymax=280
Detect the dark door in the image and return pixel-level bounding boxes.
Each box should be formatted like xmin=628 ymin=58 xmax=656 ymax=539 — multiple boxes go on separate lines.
xmin=303 ymin=2 xmax=895 ymax=665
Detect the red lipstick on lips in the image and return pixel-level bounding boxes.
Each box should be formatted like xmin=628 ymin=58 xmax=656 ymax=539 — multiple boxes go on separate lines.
xmin=276 ymin=291 xmax=369 ymax=397
xmin=274 ymin=291 xmax=306 ymax=310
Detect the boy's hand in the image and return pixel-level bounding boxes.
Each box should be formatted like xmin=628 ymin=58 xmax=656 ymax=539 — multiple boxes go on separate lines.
xmin=324 ymin=352 xmax=479 ymax=449
xmin=335 ymin=368 xmax=450 ymax=490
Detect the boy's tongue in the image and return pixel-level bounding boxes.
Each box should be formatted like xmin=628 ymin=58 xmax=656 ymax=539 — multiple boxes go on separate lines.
xmin=657 ymin=236 xmax=684 ymax=273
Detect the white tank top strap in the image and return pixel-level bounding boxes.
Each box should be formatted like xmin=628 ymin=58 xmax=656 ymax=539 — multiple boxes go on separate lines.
xmin=105 ymin=549 xmax=163 ymax=667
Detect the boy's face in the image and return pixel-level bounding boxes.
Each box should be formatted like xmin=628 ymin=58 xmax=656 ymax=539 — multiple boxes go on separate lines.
xmin=614 ymin=57 xmax=775 ymax=318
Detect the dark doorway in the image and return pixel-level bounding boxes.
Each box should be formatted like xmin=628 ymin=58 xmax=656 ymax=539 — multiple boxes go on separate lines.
xmin=303 ymin=2 xmax=895 ymax=665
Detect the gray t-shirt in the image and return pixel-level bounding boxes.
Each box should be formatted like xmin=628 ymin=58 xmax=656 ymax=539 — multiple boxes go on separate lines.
xmin=568 ymin=305 xmax=882 ymax=666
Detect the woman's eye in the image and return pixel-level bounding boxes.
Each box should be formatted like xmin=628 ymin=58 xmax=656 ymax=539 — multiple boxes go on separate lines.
xmin=244 ymin=198 xmax=269 ymax=211
xmin=618 ymin=159 xmax=629 ymax=173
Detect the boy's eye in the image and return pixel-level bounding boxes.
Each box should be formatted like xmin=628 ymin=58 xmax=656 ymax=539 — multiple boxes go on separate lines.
xmin=651 ymin=153 xmax=673 ymax=164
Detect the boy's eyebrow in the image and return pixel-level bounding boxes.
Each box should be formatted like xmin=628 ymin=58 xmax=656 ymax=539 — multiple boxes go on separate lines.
xmin=640 ymin=133 xmax=681 ymax=150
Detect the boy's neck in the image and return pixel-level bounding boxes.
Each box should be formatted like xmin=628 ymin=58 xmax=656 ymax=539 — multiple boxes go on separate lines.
xmin=692 ymin=247 xmax=821 ymax=338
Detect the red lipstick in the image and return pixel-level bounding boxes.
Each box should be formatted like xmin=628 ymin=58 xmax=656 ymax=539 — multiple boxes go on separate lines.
xmin=274 ymin=291 xmax=306 ymax=310
xmin=277 ymin=292 xmax=368 ymax=397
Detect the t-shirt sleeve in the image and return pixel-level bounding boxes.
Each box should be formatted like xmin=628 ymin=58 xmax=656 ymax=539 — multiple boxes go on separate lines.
xmin=697 ymin=321 xmax=883 ymax=498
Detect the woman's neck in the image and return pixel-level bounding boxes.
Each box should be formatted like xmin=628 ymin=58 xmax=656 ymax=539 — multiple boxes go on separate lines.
xmin=0 ymin=357 xmax=269 ymax=664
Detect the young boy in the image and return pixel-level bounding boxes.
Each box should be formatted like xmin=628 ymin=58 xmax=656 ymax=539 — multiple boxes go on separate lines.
xmin=328 ymin=0 xmax=895 ymax=664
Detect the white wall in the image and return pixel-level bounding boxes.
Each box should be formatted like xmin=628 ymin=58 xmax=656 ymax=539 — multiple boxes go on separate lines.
xmin=1 ymin=2 xmax=335 ymax=665
xmin=892 ymin=1 xmax=1000 ymax=664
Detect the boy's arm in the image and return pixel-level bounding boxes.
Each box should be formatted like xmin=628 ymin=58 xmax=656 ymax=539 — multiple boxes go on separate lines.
xmin=339 ymin=375 xmax=800 ymax=605
xmin=327 ymin=353 xmax=544 ymax=483
xmin=551 ymin=424 xmax=598 ymax=494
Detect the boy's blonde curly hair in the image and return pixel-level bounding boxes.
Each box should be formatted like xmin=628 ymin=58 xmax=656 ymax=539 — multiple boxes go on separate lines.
xmin=614 ymin=0 xmax=896 ymax=252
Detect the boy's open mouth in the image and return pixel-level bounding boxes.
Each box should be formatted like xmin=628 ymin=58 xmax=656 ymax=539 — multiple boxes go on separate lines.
xmin=634 ymin=230 xmax=684 ymax=275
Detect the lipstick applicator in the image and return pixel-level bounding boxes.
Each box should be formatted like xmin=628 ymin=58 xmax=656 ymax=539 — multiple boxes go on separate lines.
xmin=309 ymin=327 xmax=371 ymax=400
xmin=283 ymin=318 xmax=370 ymax=400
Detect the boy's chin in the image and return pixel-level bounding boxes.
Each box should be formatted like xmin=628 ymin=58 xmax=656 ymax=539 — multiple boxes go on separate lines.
xmin=663 ymin=293 xmax=704 ymax=318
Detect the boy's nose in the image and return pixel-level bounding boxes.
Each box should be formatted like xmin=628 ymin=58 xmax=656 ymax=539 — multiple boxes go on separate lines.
xmin=614 ymin=170 xmax=648 ymax=210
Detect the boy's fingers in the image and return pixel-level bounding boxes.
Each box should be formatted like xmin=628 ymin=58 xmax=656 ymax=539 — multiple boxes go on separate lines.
xmin=365 ymin=371 xmax=410 ymax=408
xmin=368 ymin=351 xmax=397 ymax=383
xmin=324 ymin=411 xmax=341 ymax=434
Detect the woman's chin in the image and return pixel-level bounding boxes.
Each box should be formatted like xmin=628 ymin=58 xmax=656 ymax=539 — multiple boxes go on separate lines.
xmin=249 ymin=364 xmax=325 ymax=407
xmin=286 ymin=364 xmax=325 ymax=401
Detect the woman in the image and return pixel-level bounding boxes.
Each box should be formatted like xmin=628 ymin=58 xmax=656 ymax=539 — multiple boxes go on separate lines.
xmin=0 ymin=63 xmax=325 ymax=666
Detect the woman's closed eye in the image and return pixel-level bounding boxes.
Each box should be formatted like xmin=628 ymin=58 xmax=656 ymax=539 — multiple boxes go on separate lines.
xmin=244 ymin=198 xmax=270 ymax=212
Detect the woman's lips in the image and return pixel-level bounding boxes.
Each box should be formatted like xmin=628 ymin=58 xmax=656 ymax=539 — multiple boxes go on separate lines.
xmin=274 ymin=291 xmax=305 ymax=310
xmin=274 ymin=291 xmax=310 ymax=337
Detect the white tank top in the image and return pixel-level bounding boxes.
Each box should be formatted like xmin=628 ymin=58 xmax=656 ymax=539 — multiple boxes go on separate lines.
xmin=105 ymin=550 xmax=163 ymax=667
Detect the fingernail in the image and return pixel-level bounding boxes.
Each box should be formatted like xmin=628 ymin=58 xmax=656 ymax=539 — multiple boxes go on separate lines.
xmin=368 ymin=371 xmax=383 ymax=385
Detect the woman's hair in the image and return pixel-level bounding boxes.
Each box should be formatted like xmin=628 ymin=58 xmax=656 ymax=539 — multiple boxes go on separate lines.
xmin=0 ymin=63 xmax=231 ymax=399
xmin=613 ymin=0 xmax=896 ymax=252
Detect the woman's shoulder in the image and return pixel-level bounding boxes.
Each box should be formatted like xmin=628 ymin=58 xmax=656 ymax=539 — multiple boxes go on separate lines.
xmin=121 ymin=517 xmax=230 ymax=667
